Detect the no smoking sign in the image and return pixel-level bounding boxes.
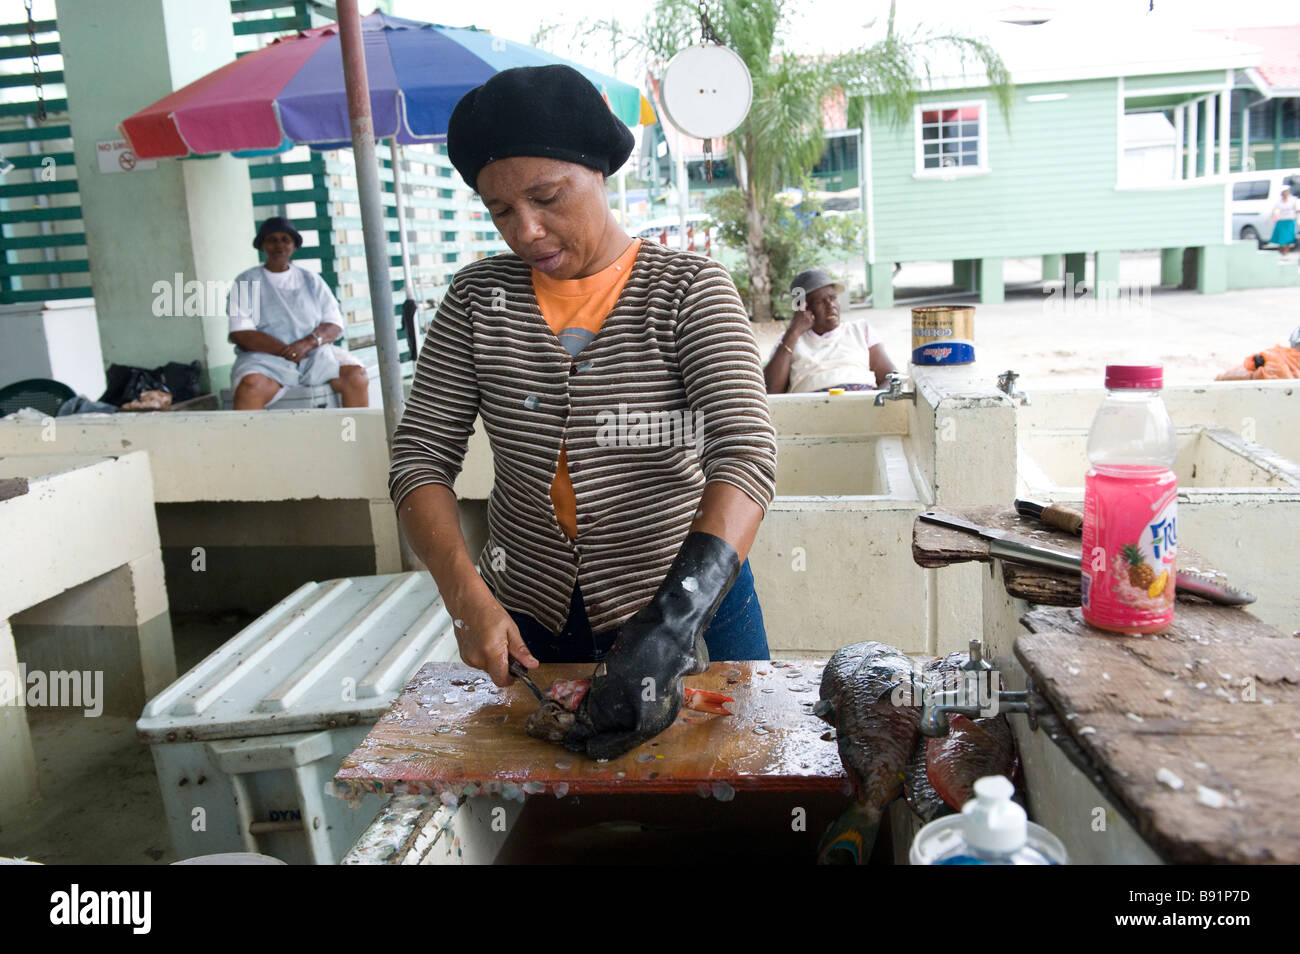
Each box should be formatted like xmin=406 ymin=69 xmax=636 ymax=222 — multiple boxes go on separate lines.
xmin=97 ymin=139 xmax=156 ymax=174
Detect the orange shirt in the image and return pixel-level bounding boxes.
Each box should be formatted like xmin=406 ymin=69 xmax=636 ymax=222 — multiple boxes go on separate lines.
xmin=532 ymin=238 xmax=642 ymax=539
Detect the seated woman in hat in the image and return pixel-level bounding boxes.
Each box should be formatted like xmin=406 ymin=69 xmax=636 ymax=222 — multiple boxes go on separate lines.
xmin=765 ymin=267 xmax=896 ymax=394
xmin=226 ymin=216 xmax=369 ymax=409
xmin=388 ymin=65 xmax=777 ymax=759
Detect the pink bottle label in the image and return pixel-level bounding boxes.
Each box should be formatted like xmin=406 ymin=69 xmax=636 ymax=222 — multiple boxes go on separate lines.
xmin=1081 ymin=466 xmax=1177 ymax=632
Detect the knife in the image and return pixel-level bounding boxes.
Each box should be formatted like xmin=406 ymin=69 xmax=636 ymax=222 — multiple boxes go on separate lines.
xmin=920 ymin=510 xmax=1085 ymax=575
xmin=508 ymin=659 xmax=547 ymax=703
xmin=1011 ymin=500 xmax=1256 ymax=606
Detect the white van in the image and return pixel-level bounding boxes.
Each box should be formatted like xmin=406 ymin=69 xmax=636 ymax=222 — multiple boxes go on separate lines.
xmin=1231 ymin=169 xmax=1300 ymax=247
xmin=634 ymin=214 xmax=724 ymax=252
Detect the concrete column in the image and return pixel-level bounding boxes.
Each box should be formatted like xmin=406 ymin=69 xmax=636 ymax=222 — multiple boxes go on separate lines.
xmin=56 ymin=0 xmax=257 ymax=394
xmin=913 ymin=369 xmax=1018 ymax=654
xmin=1195 ymin=245 xmax=1227 ymax=295
xmin=1063 ymin=252 xmax=1087 ymax=287
xmin=1160 ymin=247 xmax=1183 ymax=286
xmin=952 ymin=259 xmax=977 ymax=290
xmin=1041 ymin=254 xmax=1062 ymax=281
xmin=1093 ymin=249 xmax=1121 ymax=301
xmin=0 ymin=617 xmax=40 ymax=821
xmin=11 ymin=553 xmax=176 ymax=717
xmin=978 ymin=257 xmax=1004 ymax=304
xmin=868 ymin=261 xmax=894 ymax=309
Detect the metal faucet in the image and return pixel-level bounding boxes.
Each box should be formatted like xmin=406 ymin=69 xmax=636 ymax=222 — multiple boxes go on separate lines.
xmin=919 ymin=639 xmax=1036 ymax=737
xmin=873 ymin=371 xmax=916 ymax=406
xmin=997 ymin=369 xmax=1030 ymax=405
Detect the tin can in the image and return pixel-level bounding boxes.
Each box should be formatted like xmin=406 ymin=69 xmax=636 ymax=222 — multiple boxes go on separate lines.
xmin=912 ymin=305 xmax=975 ymax=365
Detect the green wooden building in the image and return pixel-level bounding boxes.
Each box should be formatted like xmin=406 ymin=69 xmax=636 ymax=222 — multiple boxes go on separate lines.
xmin=861 ymin=16 xmax=1298 ymax=308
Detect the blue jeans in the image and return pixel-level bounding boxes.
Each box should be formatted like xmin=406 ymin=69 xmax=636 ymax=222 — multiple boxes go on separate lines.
xmin=504 ymin=560 xmax=769 ymax=663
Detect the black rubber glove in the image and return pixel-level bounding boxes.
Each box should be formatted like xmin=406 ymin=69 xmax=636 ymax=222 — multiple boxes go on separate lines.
xmin=563 ymin=531 xmax=741 ymax=760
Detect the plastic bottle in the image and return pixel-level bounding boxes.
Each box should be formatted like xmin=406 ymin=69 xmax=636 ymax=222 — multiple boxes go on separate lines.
xmin=1081 ymin=364 xmax=1178 ymax=634
xmin=909 ymin=776 xmax=1067 ymax=865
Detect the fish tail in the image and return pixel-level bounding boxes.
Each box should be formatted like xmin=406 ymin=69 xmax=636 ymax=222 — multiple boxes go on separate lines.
xmin=817 ymin=805 xmax=882 ymax=865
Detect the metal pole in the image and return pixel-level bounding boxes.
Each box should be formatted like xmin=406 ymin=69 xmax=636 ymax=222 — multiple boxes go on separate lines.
xmin=676 ymin=151 xmax=688 ymax=250
xmin=337 ymin=0 xmax=402 ymax=443
xmin=389 ymin=137 xmax=415 ymax=298
xmin=337 ymin=0 xmax=420 ymax=571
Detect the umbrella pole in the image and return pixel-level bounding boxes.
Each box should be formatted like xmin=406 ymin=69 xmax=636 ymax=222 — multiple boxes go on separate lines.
xmin=337 ymin=0 xmax=402 ymax=438
xmin=389 ymin=138 xmax=416 ymax=301
xmin=337 ymin=0 xmax=419 ymax=571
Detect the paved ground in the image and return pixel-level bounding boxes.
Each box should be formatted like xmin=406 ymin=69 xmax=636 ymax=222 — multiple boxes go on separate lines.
xmin=754 ymin=252 xmax=1300 ymax=389
xmin=0 ymin=613 xmax=248 ymax=865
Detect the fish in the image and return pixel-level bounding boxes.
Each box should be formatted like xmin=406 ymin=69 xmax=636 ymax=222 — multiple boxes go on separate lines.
xmin=525 ymin=676 xmax=734 ymax=745
xmin=903 ymin=733 xmax=951 ymax=824
xmin=902 ymin=651 xmax=968 ymax=823
xmin=813 ymin=642 xmax=921 ymax=864
xmin=817 ymin=642 xmax=1022 ymax=862
xmin=926 ymin=713 xmax=1018 ymax=810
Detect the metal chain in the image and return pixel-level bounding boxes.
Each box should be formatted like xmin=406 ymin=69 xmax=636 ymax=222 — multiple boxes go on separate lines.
xmin=698 ymin=3 xmax=722 ymax=45
xmin=25 ymin=0 xmax=45 ymax=122
xmin=697 ymin=4 xmax=719 ymax=181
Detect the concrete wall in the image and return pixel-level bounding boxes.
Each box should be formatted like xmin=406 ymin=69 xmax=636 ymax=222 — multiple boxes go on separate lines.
xmin=0 ymin=411 xmax=402 ymax=616
xmin=56 ymin=0 xmax=256 ymax=392
xmin=1019 ymin=380 xmax=1300 ymax=462
xmin=1018 ymin=396 xmax=1300 ymax=632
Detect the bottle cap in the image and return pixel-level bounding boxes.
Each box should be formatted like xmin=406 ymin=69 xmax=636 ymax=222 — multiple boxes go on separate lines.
xmin=961 ymin=775 xmax=1026 ymax=854
xmin=1104 ymin=364 xmax=1163 ymax=389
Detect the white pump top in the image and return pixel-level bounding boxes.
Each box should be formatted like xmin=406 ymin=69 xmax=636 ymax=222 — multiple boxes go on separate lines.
xmin=962 ymin=775 xmax=1027 ymax=854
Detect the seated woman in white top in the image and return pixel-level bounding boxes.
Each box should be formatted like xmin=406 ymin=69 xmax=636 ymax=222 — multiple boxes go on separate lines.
xmin=227 ymin=216 xmax=369 ymax=409
xmin=764 ymin=268 xmax=896 ymax=394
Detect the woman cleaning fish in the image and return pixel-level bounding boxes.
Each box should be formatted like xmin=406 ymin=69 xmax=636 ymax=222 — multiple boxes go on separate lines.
xmin=387 ymin=65 xmax=777 ymax=760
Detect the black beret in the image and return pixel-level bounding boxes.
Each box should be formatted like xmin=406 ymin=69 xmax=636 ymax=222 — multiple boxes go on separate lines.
xmin=253 ymin=216 xmax=302 ymax=250
xmin=447 ymin=65 xmax=634 ymax=193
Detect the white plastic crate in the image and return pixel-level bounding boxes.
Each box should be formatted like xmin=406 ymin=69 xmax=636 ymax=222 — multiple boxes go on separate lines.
xmin=137 ymin=571 xmax=459 ymax=864
xmin=219 ymin=384 xmax=340 ymax=409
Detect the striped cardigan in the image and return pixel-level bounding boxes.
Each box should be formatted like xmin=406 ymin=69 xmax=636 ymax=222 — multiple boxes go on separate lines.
xmin=388 ymin=240 xmax=778 ymax=633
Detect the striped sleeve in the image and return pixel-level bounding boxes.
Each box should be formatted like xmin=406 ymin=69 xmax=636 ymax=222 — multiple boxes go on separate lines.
xmin=387 ymin=280 xmax=480 ymax=509
xmin=674 ymin=260 xmax=778 ymax=512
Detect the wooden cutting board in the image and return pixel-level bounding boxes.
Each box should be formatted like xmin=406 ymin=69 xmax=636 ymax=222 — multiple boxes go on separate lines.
xmin=334 ymin=660 xmax=846 ymax=801
xmin=1016 ymin=604 xmax=1299 ymax=864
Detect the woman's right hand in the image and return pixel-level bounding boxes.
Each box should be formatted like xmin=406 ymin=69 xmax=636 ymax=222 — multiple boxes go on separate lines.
xmin=447 ymin=583 xmax=538 ymax=688
xmin=787 ymin=309 xmax=814 ymax=340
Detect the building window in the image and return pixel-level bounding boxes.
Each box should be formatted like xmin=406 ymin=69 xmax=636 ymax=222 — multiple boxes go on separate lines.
xmin=916 ymin=102 xmax=986 ymax=174
xmin=1283 ymin=99 xmax=1300 ymax=139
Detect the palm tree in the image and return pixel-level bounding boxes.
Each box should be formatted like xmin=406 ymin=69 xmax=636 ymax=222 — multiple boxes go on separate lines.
xmin=635 ymin=0 xmax=1013 ymax=321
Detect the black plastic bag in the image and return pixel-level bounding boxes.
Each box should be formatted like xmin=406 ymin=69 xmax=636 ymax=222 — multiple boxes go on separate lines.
xmin=159 ymin=361 xmax=201 ymax=403
xmin=100 ymin=364 xmax=170 ymax=407
xmin=99 ymin=360 xmax=203 ymax=406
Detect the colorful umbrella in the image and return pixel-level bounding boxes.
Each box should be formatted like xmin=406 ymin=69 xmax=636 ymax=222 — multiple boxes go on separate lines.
xmin=120 ymin=9 xmax=655 ymax=159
